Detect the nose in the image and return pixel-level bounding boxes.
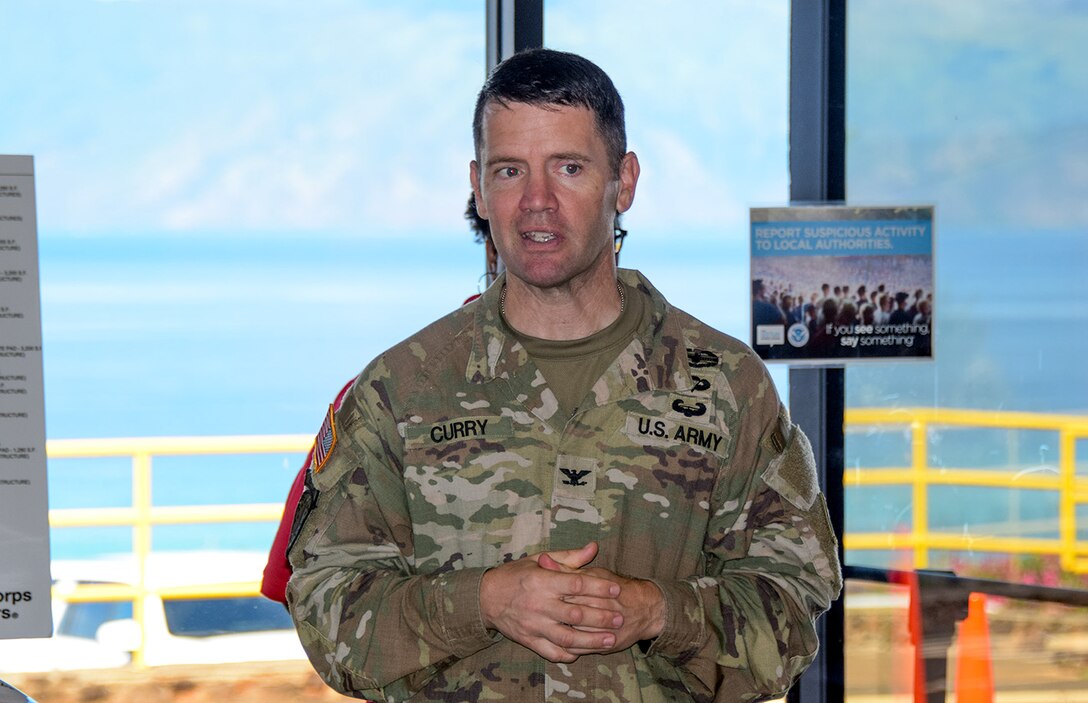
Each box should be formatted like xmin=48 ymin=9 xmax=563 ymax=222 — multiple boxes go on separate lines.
xmin=519 ymin=169 xmax=558 ymax=213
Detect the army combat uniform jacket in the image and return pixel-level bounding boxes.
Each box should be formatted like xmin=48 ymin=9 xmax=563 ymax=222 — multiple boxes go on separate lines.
xmin=287 ymin=269 xmax=842 ymax=702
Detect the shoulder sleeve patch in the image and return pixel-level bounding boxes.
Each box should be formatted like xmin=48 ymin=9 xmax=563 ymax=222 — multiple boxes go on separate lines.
xmin=310 ymin=404 xmax=337 ymax=474
xmin=761 ymin=420 xmax=818 ymax=511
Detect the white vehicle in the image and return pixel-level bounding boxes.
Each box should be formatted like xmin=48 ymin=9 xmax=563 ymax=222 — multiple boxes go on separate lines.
xmin=0 ymin=551 xmax=305 ymax=673
xmin=0 ymin=679 xmax=38 ymax=703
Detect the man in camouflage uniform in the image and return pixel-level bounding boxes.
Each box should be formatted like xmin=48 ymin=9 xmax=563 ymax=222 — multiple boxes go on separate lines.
xmin=287 ymin=48 xmax=842 ymax=702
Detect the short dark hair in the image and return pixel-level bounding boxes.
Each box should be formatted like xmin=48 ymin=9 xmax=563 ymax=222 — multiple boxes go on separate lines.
xmin=472 ymin=48 xmax=627 ymax=175
xmin=465 ymin=193 xmax=490 ymax=244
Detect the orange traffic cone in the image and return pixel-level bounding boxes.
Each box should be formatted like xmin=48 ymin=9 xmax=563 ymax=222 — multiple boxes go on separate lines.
xmin=882 ymin=549 xmax=922 ymax=701
xmin=905 ymin=570 xmax=927 ymax=703
xmin=897 ymin=584 xmax=921 ymax=701
xmin=954 ymin=593 xmax=994 ymax=703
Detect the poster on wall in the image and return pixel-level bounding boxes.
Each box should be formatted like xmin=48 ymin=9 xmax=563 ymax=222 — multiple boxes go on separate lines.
xmin=750 ymin=205 xmax=935 ymax=363
xmin=0 ymin=155 xmax=53 ymax=638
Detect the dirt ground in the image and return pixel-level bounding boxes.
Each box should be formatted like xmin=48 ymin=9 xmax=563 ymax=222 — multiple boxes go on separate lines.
xmin=4 ymin=661 xmax=351 ymax=703
xmin=8 ymin=596 xmax=1088 ymax=703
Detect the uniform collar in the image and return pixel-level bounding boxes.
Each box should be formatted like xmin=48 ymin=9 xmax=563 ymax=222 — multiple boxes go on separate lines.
xmin=465 ymin=269 xmax=694 ymax=394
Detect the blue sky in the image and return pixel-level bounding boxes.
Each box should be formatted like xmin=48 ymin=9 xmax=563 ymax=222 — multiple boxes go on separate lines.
xmin=847 ymin=0 xmax=1088 ymax=232
xmin=1 ymin=1 xmax=788 ymax=440
xmin=1 ymin=0 xmax=1085 ymax=443
xmin=2 ymin=1 xmax=790 ymax=240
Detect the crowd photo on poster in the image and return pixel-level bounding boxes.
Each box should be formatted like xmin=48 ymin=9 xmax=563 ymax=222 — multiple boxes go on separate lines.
xmin=751 ymin=253 xmax=933 ymax=361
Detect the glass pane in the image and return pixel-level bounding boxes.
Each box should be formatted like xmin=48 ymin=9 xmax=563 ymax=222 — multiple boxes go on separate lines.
xmin=999 ymin=600 xmax=1088 ymax=697
xmin=5 ymin=2 xmax=484 ymax=443
xmin=162 ymin=597 xmax=293 ymax=637
xmin=848 ymin=578 xmax=1088 ymax=699
xmin=846 ymin=0 xmax=1088 ymax=582
xmin=0 ymin=0 xmax=483 ymax=685
xmin=57 ymin=600 xmax=133 ymax=641
xmin=845 ymin=580 xmax=912 ymax=698
xmin=847 ymin=2 xmax=1088 ymax=700
xmin=546 ymin=0 xmax=791 ymax=389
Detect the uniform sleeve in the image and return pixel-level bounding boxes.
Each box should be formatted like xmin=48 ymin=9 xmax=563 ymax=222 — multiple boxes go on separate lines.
xmin=644 ymin=355 xmax=843 ymax=702
xmin=285 ymin=375 xmax=499 ymax=701
xmin=260 ymin=460 xmax=309 ymax=604
xmin=263 ymin=378 xmax=364 ymax=605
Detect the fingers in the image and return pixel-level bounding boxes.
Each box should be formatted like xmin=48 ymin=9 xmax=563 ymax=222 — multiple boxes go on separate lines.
xmin=479 ymin=555 xmax=625 ymax=662
xmin=548 ymin=620 xmax=617 ymax=651
xmin=551 ymin=571 xmax=668 ymax=654
xmin=538 ymin=552 xmax=566 ymax=572
xmin=529 ymin=623 xmax=617 ymax=663
xmin=565 ymin=570 xmax=621 ymax=599
xmin=491 ymin=600 xmax=620 ymax=663
xmin=532 ymin=562 xmax=621 ymax=598
xmin=559 ymin=599 xmax=624 ymax=630
xmin=537 ymin=541 xmax=598 ymax=570
xmin=492 ymin=548 xmax=666 ymax=660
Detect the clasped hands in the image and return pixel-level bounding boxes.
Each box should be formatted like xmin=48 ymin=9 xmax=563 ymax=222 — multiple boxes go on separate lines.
xmin=479 ymin=542 xmax=665 ymax=663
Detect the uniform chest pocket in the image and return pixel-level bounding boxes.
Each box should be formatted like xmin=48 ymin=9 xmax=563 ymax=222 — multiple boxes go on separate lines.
xmin=589 ymin=412 xmax=730 ymax=576
xmin=402 ymin=415 xmax=522 ymax=503
xmin=612 ymin=412 xmax=730 ymax=513
xmin=401 ymin=415 xmax=546 ymax=569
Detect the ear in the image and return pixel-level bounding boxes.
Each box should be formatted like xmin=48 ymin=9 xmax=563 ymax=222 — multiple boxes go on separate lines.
xmin=485 ymin=237 xmax=499 ymax=279
xmin=470 ymin=160 xmax=489 ymax=218
xmin=615 ymin=152 xmax=640 ymax=214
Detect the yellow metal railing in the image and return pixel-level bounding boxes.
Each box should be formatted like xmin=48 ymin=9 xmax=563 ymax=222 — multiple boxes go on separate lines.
xmin=46 ymin=434 xmax=311 ymax=667
xmin=843 ymin=407 xmax=1088 ymax=572
xmin=42 ymin=409 xmax=1088 ymax=667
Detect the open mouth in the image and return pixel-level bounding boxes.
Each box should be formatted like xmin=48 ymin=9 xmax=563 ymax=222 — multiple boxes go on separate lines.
xmin=522 ymin=231 xmax=557 ymax=243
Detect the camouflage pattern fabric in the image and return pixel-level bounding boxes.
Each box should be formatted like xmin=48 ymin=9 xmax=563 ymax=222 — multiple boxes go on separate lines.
xmin=287 ymin=269 xmax=842 ymax=702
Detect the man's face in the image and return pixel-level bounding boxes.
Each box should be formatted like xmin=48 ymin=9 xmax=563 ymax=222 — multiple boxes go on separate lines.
xmin=470 ymin=101 xmax=638 ymax=292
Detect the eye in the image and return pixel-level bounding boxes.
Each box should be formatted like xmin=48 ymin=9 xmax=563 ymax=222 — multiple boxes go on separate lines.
xmin=497 ymin=166 xmax=520 ymax=178
xmin=562 ymin=163 xmax=582 ymax=175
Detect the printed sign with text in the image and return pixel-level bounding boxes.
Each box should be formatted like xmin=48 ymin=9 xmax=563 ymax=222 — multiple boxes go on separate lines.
xmin=0 ymin=155 xmax=53 ymax=639
xmin=750 ymin=205 xmax=935 ymax=363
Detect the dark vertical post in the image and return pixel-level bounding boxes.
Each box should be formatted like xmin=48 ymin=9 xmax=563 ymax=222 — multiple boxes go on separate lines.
xmin=787 ymin=2 xmax=847 ymax=703
xmin=789 ymin=0 xmax=846 ymax=204
xmin=483 ymin=0 xmax=542 ymax=278
xmin=486 ymin=0 xmax=544 ymax=71
xmin=787 ymin=366 xmax=845 ymax=703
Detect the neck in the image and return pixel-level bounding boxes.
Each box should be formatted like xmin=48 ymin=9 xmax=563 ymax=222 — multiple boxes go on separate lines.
xmin=502 ymin=272 xmax=624 ymax=341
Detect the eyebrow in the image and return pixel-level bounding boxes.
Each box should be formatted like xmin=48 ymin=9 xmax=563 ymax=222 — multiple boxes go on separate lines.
xmin=484 ymin=151 xmax=595 ymax=167
xmin=484 ymin=154 xmax=523 ymax=168
xmin=552 ymin=151 xmax=594 ymax=163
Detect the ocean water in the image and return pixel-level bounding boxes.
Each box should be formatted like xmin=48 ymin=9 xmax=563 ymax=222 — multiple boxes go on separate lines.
xmin=34 ymin=227 xmax=1088 ymax=561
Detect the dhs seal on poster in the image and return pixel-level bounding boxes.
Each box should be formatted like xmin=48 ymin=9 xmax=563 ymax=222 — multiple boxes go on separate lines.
xmin=750 ymin=205 xmax=935 ymax=363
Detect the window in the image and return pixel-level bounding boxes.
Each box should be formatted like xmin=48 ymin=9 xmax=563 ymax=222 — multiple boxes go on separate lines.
xmin=0 ymin=0 xmax=482 ymax=683
xmin=57 ymin=598 xmax=133 ymax=641
xmin=845 ymin=0 xmax=1088 ymax=583
xmin=1 ymin=1 xmax=484 ymax=559
xmin=845 ymin=2 xmax=1088 ymax=698
xmin=546 ymin=0 xmax=790 ymax=377
xmin=162 ymin=597 xmax=293 ymax=637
